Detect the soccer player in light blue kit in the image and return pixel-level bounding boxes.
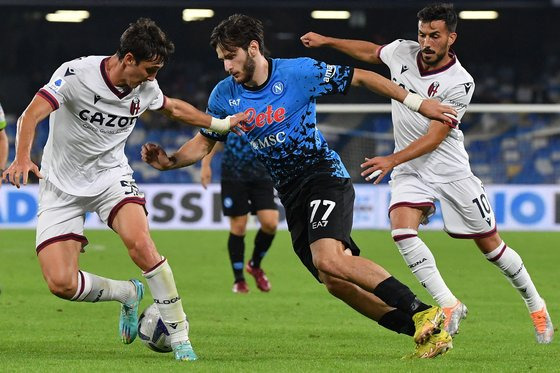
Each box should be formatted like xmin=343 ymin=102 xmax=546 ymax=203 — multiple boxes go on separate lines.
xmin=143 ymin=14 xmax=459 ymax=358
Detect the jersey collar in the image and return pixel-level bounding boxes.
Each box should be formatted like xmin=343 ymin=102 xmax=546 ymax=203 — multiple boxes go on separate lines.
xmin=416 ymin=50 xmax=457 ymax=77
xmin=100 ymin=57 xmax=133 ymax=99
xmin=242 ymin=58 xmax=273 ymax=92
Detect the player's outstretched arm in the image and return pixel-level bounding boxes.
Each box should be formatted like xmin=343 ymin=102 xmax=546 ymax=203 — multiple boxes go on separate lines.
xmin=1 ymin=95 xmax=50 ymax=188
xmin=300 ymin=32 xmax=383 ymax=64
xmin=142 ymin=132 xmax=217 ymax=171
xmin=160 ymin=97 xmax=247 ymax=134
xmin=351 ymin=68 xmax=457 ymax=123
xmin=360 ymin=120 xmax=451 ymax=184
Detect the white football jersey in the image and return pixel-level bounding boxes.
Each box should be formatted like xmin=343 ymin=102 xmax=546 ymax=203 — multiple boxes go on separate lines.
xmin=379 ymin=40 xmax=475 ymax=183
xmin=37 ymin=56 xmax=165 ymax=196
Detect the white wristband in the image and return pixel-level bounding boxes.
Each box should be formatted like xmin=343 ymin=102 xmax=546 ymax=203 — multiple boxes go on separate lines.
xmin=403 ymin=93 xmax=424 ymax=112
xmin=209 ymin=116 xmax=231 ymax=134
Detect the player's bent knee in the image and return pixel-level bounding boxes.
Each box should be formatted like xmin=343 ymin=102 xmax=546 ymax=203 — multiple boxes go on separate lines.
xmin=312 ymin=254 xmax=341 ymax=277
xmin=260 ymin=221 xmax=277 ymax=234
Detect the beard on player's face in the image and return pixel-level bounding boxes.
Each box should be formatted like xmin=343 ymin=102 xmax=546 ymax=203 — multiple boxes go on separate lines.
xmin=421 ymin=47 xmax=448 ymax=66
xmin=234 ymin=53 xmax=256 ymax=84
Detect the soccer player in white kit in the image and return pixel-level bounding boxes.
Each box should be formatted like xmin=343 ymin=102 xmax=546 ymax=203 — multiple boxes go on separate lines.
xmin=1 ymin=18 xmax=245 ymax=361
xmin=301 ymin=3 xmax=554 ymax=344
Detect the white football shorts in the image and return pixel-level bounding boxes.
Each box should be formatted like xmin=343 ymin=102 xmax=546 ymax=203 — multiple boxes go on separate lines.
xmin=36 ymin=174 xmax=145 ymax=253
xmin=389 ymin=173 xmax=497 ymax=238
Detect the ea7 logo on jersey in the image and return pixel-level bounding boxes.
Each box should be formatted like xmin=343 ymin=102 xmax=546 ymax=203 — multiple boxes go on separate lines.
xmin=130 ymin=96 xmax=141 ymax=115
xmin=310 ymin=199 xmax=336 ymax=229
xmin=428 ymin=81 xmax=440 ymax=97
xmin=229 ymin=98 xmax=240 ymax=106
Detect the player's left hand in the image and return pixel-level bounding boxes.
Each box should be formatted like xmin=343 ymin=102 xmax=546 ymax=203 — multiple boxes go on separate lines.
xmin=360 ymin=155 xmax=395 ymax=184
xmin=419 ymin=99 xmax=457 ymax=124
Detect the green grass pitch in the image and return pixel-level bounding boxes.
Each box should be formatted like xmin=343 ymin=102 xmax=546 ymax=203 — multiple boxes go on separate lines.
xmin=1 ymin=229 xmax=559 ymax=372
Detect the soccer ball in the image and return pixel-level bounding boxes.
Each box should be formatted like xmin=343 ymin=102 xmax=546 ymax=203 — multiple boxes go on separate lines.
xmin=138 ymin=303 xmax=172 ymax=353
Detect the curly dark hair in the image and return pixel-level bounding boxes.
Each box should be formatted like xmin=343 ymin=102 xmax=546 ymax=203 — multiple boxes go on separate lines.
xmin=210 ymin=14 xmax=266 ymax=54
xmin=417 ymin=3 xmax=458 ymax=32
xmin=116 ymin=18 xmax=175 ymax=64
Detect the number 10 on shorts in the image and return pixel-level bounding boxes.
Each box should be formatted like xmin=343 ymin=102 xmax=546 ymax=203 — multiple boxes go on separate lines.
xmin=310 ymin=199 xmax=336 ymax=229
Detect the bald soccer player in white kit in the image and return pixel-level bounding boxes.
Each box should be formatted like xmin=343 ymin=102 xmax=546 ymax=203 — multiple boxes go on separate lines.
xmin=301 ymin=2 xmax=554 ymax=344
xmin=2 ymin=18 xmax=245 ymax=361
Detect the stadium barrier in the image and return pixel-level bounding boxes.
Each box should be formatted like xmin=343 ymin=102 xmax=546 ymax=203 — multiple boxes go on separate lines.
xmin=1 ymin=183 xmax=560 ymax=231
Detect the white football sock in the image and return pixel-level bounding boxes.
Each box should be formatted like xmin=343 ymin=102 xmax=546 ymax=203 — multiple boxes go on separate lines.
xmin=392 ymin=229 xmax=457 ymax=308
xmin=143 ymin=257 xmax=189 ymax=344
xmin=485 ymin=242 xmax=544 ymax=312
xmin=71 ymin=270 xmax=135 ymax=303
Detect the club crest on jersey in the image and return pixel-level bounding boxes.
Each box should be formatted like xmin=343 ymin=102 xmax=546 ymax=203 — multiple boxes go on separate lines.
xmin=130 ymin=96 xmax=141 ymax=115
xmin=271 ymin=81 xmax=284 ymax=95
xmin=427 ymin=81 xmax=440 ymax=97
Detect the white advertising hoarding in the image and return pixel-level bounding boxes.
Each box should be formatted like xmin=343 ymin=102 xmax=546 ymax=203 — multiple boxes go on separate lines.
xmin=0 ymin=183 xmax=559 ymax=231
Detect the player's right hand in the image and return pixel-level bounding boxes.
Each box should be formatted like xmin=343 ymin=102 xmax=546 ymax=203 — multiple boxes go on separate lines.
xmin=360 ymin=156 xmax=394 ymax=184
xmin=300 ymin=32 xmax=327 ymax=48
xmin=419 ymin=99 xmax=458 ymax=124
xmin=141 ymin=143 xmax=173 ymax=170
xmin=228 ymin=112 xmax=248 ymax=136
xmin=1 ymin=158 xmax=43 ymax=189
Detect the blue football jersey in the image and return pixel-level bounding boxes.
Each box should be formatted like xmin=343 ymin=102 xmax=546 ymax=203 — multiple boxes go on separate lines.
xmin=221 ymin=132 xmax=271 ymax=181
xmin=202 ymin=57 xmax=353 ymax=192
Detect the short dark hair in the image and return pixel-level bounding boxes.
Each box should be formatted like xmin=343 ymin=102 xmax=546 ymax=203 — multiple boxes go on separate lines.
xmin=117 ymin=18 xmax=175 ymax=64
xmin=417 ymin=3 xmax=458 ymax=33
xmin=210 ymin=14 xmax=266 ymax=54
